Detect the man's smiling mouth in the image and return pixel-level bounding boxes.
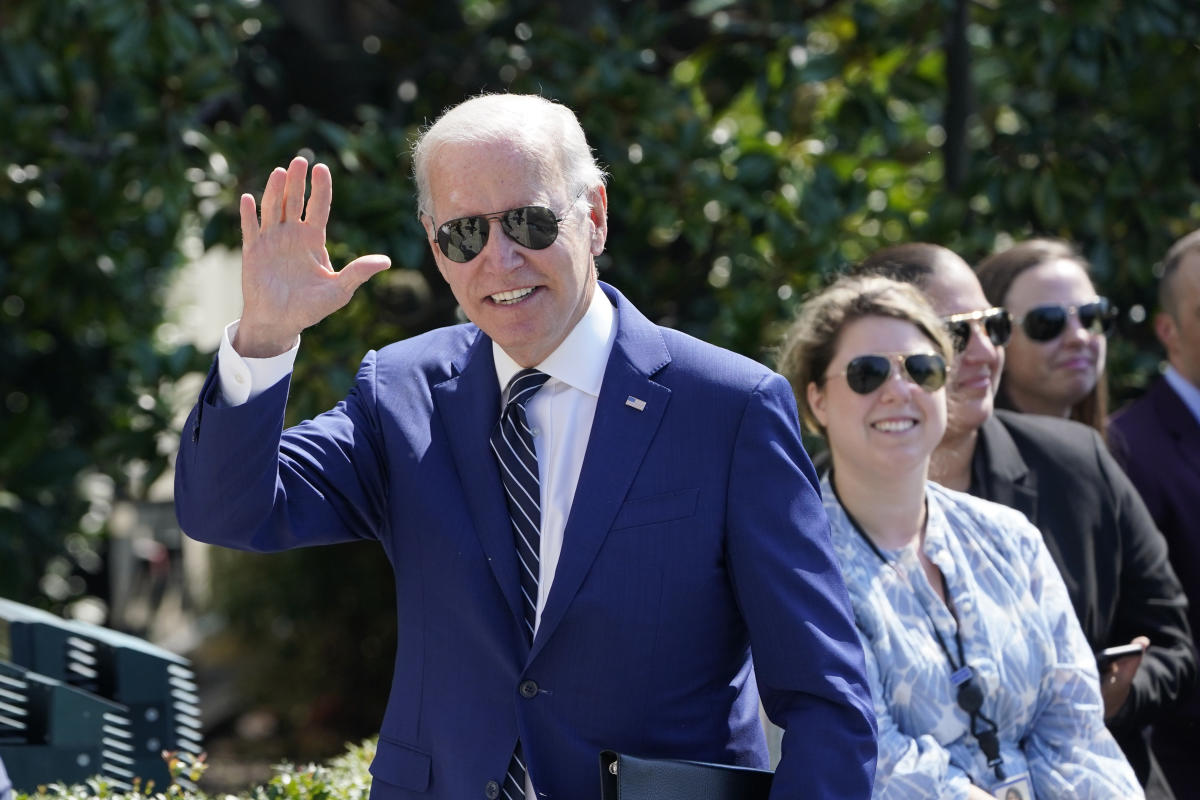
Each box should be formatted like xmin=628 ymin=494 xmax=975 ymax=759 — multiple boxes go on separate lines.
xmin=490 ymin=287 xmax=536 ymax=304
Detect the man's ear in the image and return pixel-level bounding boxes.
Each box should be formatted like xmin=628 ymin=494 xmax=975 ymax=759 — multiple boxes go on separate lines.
xmin=806 ymin=381 xmax=829 ymax=431
xmin=1154 ymin=311 xmax=1178 ymax=357
xmin=587 ymin=184 xmax=608 ymax=256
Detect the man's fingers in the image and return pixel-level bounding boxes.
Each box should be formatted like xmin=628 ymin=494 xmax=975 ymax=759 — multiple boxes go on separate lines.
xmin=239 ymin=194 xmax=259 ymax=248
xmin=260 ymin=167 xmax=286 ymax=227
xmin=338 ymin=254 xmax=392 ymax=294
xmin=306 ymin=163 xmax=332 ymax=230
xmin=282 ymin=156 xmax=309 ymax=222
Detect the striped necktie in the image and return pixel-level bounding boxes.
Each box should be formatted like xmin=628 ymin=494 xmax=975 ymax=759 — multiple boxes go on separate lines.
xmin=490 ymin=368 xmax=550 ymax=800
xmin=490 ymin=368 xmax=551 ymax=640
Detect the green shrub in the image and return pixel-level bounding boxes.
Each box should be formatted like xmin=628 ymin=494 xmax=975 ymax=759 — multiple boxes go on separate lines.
xmin=14 ymin=738 xmax=376 ymax=800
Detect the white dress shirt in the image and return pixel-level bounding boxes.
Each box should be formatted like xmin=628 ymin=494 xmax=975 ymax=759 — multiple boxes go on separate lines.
xmin=217 ymin=288 xmax=615 ymax=629
xmin=218 ymin=290 xmax=616 ymax=800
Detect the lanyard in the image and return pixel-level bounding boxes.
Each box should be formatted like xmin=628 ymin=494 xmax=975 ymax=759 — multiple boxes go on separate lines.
xmin=831 ymin=476 xmax=1006 ymax=781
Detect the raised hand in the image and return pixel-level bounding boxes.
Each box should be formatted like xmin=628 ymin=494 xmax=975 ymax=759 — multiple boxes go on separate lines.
xmin=234 ymin=156 xmax=391 ymax=357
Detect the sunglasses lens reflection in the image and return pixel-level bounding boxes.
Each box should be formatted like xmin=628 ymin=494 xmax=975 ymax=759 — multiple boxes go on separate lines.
xmin=438 ymin=205 xmax=561 ymax=263
xmin=1021 ymin=299 xmax=1115 ymax=341
xmin=946 ymin=310 xmax=1012 ymax=353
xmin=1077 ymin=299 xmax=1115 ymax=334
xmin=905 ymin=354 xmax=948 ymax=392
xmin=1022 ymin=305 xmax=1069 ymax=341
xmin=947 ymin=321 xmax=971 ymax=353
xmin=985 ymin=311 xmax=1012 ymax=347
xmin=843 ymin=354 xmax=947 ymax=395
xmin=845 ymin=355 xmax=891 ymax=394
xmin=502 ymin=206 xmax=560 ymax=249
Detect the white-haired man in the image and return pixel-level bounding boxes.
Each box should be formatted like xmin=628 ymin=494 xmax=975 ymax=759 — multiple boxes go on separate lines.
xmin=174 ymin=94 xmax=876 ymax=800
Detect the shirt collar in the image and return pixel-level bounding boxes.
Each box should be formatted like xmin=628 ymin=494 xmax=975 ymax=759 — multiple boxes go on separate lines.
xmin=1164 ymin=364 xmax=1200 ymax=424
xmin=492 ymin=285 xmax=617 ymax=396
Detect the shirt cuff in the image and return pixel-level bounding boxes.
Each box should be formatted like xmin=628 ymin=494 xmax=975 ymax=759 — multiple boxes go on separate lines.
xmin=217 ymin=319 xmax=299 ymax=406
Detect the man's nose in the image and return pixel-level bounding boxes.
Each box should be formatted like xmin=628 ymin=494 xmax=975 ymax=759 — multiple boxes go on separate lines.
xmin=963 ymin=319 xmax=999 ymax=361
xmin=478 ymin=219 xmax=522 ymax=271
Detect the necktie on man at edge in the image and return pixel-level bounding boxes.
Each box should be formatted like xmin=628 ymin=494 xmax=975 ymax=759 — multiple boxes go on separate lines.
xmin=490 ymin=368 xmax=550 ymax=799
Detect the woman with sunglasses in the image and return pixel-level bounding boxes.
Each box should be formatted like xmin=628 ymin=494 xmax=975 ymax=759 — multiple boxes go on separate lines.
xmin=853 ymin=243 xmax=1191 ymax=800
xmin=976 ymin=239 xmax=1116 ymax=439
xmin=778 ymin=275 xmax=1141 ymax=799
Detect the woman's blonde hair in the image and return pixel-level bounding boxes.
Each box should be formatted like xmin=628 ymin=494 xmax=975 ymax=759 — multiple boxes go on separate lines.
xmin=777 ymin=274 xmax=952 ymax=436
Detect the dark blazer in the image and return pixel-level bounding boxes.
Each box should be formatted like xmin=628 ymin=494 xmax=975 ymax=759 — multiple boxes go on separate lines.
xmin=1111 ymin=377 xmax=1200 ymax=710
xmin=174 ymin=283 xmax=877 ymax=800
xmin=1111 ymin=377 xmax=1200 ymax=795
xmin=973 ymin=409 xmax=1194 ymax=798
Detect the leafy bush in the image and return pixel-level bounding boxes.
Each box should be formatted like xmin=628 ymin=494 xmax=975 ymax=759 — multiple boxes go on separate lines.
xmin=14 ymin=739 xmax=376 ymax=800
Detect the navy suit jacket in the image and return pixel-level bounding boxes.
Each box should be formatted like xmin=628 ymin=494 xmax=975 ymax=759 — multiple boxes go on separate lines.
xmin=175 ymin=283 xmax=876 ymax=800
xmin=1111 ymin=378 xmax=1200 ymax=724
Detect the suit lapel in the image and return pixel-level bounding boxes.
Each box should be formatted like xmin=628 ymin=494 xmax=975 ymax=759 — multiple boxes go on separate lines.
xmin=977 ymin=412 xmax=1078 ymax=598
xmin=977 ymin=413 xmax=1039 ymax=524
xmin=1153 ymin=378 xmax=1200 ymax=480
xmin=431 ymin=331 xmax=526 ymax=630
xmin=530 ymin=286 xmax=671 ymax=661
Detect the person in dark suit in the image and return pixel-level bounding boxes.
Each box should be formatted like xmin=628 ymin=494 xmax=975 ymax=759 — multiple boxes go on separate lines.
xmin=853 ymin=243 xmax=1194 ymax=800
xmin=173 ymin=93 xmax=876 ymax=800
xmin=1110 ymin=228 xmax=1200 ymax=798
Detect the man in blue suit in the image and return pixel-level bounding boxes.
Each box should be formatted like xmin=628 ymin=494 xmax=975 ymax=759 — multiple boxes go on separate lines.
xmin=174 ymin=93 xmax=876 ymax=799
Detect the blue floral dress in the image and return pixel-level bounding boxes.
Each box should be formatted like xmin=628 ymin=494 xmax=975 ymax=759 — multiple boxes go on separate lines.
xmin=823 ymin=476 xmax=1142 ymax=799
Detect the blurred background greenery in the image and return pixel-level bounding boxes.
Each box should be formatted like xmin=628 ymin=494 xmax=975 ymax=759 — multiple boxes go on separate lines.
xmin=2 ymin=0 xmax=1197 ymax=784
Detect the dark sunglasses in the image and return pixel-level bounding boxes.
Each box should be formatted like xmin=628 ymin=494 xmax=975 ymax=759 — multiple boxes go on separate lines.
xmin=827 ymin=352 xmax=948 ymax=395
xmin=435 ymin=191 xmax=583 ymax=263
xmin=1014 ymin=297 xmax=1117 ymax=342
xmin=942 ymin=307 xmax=1012 ymax=354
xmin=954 ymin=666 xmax=1006 ymax=780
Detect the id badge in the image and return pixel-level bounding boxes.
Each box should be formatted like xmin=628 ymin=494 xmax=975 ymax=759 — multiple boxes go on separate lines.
xmin=992 ymin=774 xmax=1032 ymax=800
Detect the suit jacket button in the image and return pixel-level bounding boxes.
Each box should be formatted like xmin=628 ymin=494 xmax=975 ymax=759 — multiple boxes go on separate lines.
xmin=519 ymin=679 xmax=538 ymax=698
xmin=484 ymin=779 xmax=500 ymax=799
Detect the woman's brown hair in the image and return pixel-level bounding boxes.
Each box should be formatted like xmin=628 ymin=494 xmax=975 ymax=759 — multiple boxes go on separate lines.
xmin=975 ymin=238 xmax=1109 ymax=439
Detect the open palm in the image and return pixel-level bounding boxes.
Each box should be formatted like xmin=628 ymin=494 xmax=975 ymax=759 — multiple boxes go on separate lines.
xmin=235 ymin=156 xmax=390 ymax=357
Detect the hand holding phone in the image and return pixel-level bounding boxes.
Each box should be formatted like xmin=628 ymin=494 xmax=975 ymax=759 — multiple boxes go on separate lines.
xmin=1097 ymin=637 xmax=1150 ymax=719
xmin=1095 ymin=642 xmax=1146 ymax=669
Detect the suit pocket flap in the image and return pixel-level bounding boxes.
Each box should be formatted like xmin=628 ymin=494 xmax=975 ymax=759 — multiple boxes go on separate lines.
xmin=612 ymin=488 xmax=699 ymax=530
xmin=370 ymin=736 xmax=432 ymax=791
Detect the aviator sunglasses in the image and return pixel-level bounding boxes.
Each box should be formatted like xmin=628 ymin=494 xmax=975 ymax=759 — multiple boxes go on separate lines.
xmin=435 ymin=190 xmax=584 ymax=263
xmin=827 ymin=352 xmax=948 ymax=395
xmin=942 ymin=307 xmax=1012 ymax=354
xmin=1014 ymin=297 xmax=1117 ymax=342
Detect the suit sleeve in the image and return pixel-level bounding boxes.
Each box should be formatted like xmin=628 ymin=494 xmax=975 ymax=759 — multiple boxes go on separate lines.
xmin=724 ymin=372 xmax=877 ymax=799
xmin=174 ymin=352 xmax=389 ymax=552
xmin=1094 ymin=431 xmax=1197 ymax=731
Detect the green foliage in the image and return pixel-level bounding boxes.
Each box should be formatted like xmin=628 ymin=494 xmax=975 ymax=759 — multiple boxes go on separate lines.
xmin=0 ymin=0 xmax=256 ymax=608
xmin=204 ymin=544 xmax=396 ymax=758
xmin=14 ymin=739 xmax=376 ymax=800
xmin=5 ymin=0 xmax=1198 ymax=763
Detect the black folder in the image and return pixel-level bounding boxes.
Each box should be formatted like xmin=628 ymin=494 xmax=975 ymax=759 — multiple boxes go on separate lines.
xmin=600 ymin=750 xmax=773 ymax=800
